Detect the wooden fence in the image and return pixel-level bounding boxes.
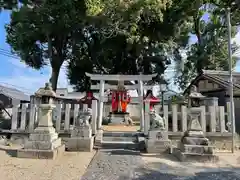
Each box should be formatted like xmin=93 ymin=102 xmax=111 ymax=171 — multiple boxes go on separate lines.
xmin=4 ymin=101 xmax=232 ymax=135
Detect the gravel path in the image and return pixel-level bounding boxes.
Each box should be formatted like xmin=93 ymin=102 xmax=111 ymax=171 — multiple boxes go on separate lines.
xmin=82 ymin=150 xmax=240 ymax=180
xmin=0 ymin=149 xmax=96 ymax=180
xmin=81 ymin=149 xmax=145 ymax=180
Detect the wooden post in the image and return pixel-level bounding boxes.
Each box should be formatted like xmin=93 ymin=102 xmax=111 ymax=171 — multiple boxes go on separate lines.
xmin=19 ymin=103 xmax=27 ymax=131
xmin=83 ymin=104 xmax=88 ymax=111
xmin=219 ymin=106 xmax=226 ymax=133
xmin=226 ymin=102 xmax=231 ymax=130
xmin=163 ymin=105 xmax=168 ymax=132
xmin=98 ymin=80 xmax=105 ymax=129
xmin=138 ymin=80 xmax=144 ymax=131
xmin=11 ymin=105 xmax=18 ymax=131
xmin=55 ymin=104 xmax=62 ymax=132
xmin=92 ymin=100 xmax=98 ymax=135
xmin=172 ymin=105 xmax=178 ymax=132
xmin=29 ymin=104 xmax=36 ymax=132
xmin=200 ymin=106 xmax=206 ymax=132
xmin=209 ymin=106 xmax=216 ymax=132
xmin=73 ymin=104 xmax=79 ymax=127
xmin=181 ymin=105 xmax=187 ymax=132
xmin=144 ymin=100 xmax=150 ymax=136
xmin=64 ymin=103 xmax=71 ymax=131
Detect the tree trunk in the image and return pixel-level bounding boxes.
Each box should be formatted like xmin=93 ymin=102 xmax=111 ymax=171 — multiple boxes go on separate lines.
xmin=50 ymin=66 xmax=60 ymax=91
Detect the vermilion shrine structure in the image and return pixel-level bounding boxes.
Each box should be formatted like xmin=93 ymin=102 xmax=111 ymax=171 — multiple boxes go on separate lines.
xmin=85 ymin=73 xmax=158 ymax=132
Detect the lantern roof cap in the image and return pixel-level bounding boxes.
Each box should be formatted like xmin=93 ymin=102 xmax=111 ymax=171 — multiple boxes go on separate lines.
xmin=188 ymin=85 xmax=205 ymax=99
xmin=35 ymin=83 xmax=56 ymax=98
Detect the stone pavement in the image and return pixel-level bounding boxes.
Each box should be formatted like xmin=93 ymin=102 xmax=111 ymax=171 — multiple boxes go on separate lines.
xmin=81 ymin=149 xmax=240 ymax=180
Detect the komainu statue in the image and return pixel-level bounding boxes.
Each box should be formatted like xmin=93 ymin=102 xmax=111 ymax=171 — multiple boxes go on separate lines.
xmin=75 ymin=108 xmax=92 ymax=127
xmin=149 ymin=109 xmax=165 ymax=130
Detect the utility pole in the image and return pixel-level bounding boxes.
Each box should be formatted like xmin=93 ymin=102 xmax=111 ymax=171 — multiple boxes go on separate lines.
xmin=226 ymin=7 xmax=235 ymax=153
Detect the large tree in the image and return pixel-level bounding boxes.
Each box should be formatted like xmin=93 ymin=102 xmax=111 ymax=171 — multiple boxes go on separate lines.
xmin=67 ymin=0 xmax=198 ymax=91
xmin=6 ymin=0 xmax=89 ymax=91
xmin=175 ymin=0 xmax=240 ymax=89
xmin=0 ymin=0 xmax=31 ymax=10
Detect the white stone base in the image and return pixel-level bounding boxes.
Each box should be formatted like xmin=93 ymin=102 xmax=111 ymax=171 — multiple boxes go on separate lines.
xmin=95 ymin=130 xmax=103 ymax=147
xmin=71 ymin=127 xmax=92 ymax=138
xmin=24 ymin=137 xmax=62 ymax=150
xmin=145 ymin=139 xmax=171 ymax=153
xmin=173 ymin=148 xmax=219 ymax=162
xmin=17 ymin=144 xmax=65 ymax=159
xmin=64 ymin=137 xmax=94 ymax=152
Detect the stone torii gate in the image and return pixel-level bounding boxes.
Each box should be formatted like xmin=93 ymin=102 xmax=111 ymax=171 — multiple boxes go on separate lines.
xmin=85 ymin=73 xmax=157 ymax=131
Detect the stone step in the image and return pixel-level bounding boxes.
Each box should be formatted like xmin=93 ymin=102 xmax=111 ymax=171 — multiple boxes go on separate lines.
xmin=103 ymin=131 xmax=143 ymax=137
xmin=101 ymin=141 xmax=139 ymax=150
xmin=103 ymin=136 xmax=136 ymax=142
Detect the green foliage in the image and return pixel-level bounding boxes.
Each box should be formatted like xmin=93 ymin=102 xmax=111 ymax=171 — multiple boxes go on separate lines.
xmin=0 ymin=0 xmax=30 ymax=11
xmin=68 ymin=0 xmax=198 ymax=91
xmin=174 ymin=1 xmax=240 ymax=90
xmin=6 ymin=0 xmax=88 ymax=90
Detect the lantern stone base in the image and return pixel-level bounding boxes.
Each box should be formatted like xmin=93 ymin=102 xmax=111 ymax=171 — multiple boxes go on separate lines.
xmin=146 ymin=130 xmax=171 ymax=153
xmin=65 ymin=137 xmax=94 ymax=152
xmin=17 ymin=131 xmax=64 ymax=159
xmin=17 ymin=124 xmax=64 ymax=159
xmin=17 ymin=144 xmax=65 ymax=159
xmin=173 ymin=146 xmax=219 ymax=162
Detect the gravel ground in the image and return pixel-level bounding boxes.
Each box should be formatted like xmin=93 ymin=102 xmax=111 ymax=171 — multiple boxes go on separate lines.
xmin=0 ymin=149 xmax=96 ymax=180
xmin=82 ymin=150 xmax=240 ymax=180
xmin=81 ymin=149 xmax=144 ymax=180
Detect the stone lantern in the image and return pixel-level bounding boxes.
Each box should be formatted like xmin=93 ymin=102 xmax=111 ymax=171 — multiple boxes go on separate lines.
xmin=188 ymin=85 xmax=205 ymax=108
xmin=17 ymin=83 xmax=65 ymax=159
xmin=173 ymin=85 xmax=218 ymax=162
xmin=35 ymin=82 xmax=56 ymax=104
xmin=34 ymin=83 xmax=56 ymax=130
xmin=186 ymin=85 xmax=205 ymax=136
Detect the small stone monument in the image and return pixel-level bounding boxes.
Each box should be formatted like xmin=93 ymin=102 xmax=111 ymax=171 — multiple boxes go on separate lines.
xmin=65 ymin=108 xmax=94 ymax=151
xmin=174 ymin=85 xmax=218 ymax=162
xmin=145 ymin=109 xmax=171 ymax=153
xmin=17 ymin=83 xmax=65 ymax=159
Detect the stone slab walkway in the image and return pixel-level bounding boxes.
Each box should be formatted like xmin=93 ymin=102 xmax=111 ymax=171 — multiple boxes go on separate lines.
xmin=81 ymin=149 xmax=144 ymax=180
xmin=81 ymin=150 xmax=240 ymax=180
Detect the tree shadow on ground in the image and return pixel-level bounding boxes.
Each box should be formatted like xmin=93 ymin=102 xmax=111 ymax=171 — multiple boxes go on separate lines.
xmin=109 ymin=149 xmax=142 ymax=156
xmin=118 ymin=160 xmax=240 ymax=180
xmin=129 ymin=168 xmax=240 ymax=180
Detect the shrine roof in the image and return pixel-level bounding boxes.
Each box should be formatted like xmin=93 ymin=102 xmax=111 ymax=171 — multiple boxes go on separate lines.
xmin=80 ymin=92 xmax=98 ymax=101
xmin=184 ymin=70 xmax=240 ymax=95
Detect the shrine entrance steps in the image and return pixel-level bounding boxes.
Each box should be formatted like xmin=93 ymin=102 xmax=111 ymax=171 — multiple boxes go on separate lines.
xmin=100 ymin=131 xmax=145 ymax=151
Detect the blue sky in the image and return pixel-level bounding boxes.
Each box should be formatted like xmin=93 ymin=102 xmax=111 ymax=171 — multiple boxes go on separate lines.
xmin=0 ymin=11 xmax=69 ymax=94
xmin=0 ymin=10 xmax=240 ymax=95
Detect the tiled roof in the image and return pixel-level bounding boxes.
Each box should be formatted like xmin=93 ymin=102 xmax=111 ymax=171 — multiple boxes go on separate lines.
xmin=202 ymin=70 xmax=240 ymax=89
xmin=184 ymin=70 xmax=240 ymax=95
xmin=0 ymin=85 xmax=30 ymax=101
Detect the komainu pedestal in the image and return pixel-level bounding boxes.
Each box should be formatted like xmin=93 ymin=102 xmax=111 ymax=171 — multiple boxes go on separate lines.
xmin=65 ymin=110 xmax=94 ymax=152
xmin=17 ymin=83 xmax=65 ymax=159
xmin=146 ymin=111 xmax=171 ymax=153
